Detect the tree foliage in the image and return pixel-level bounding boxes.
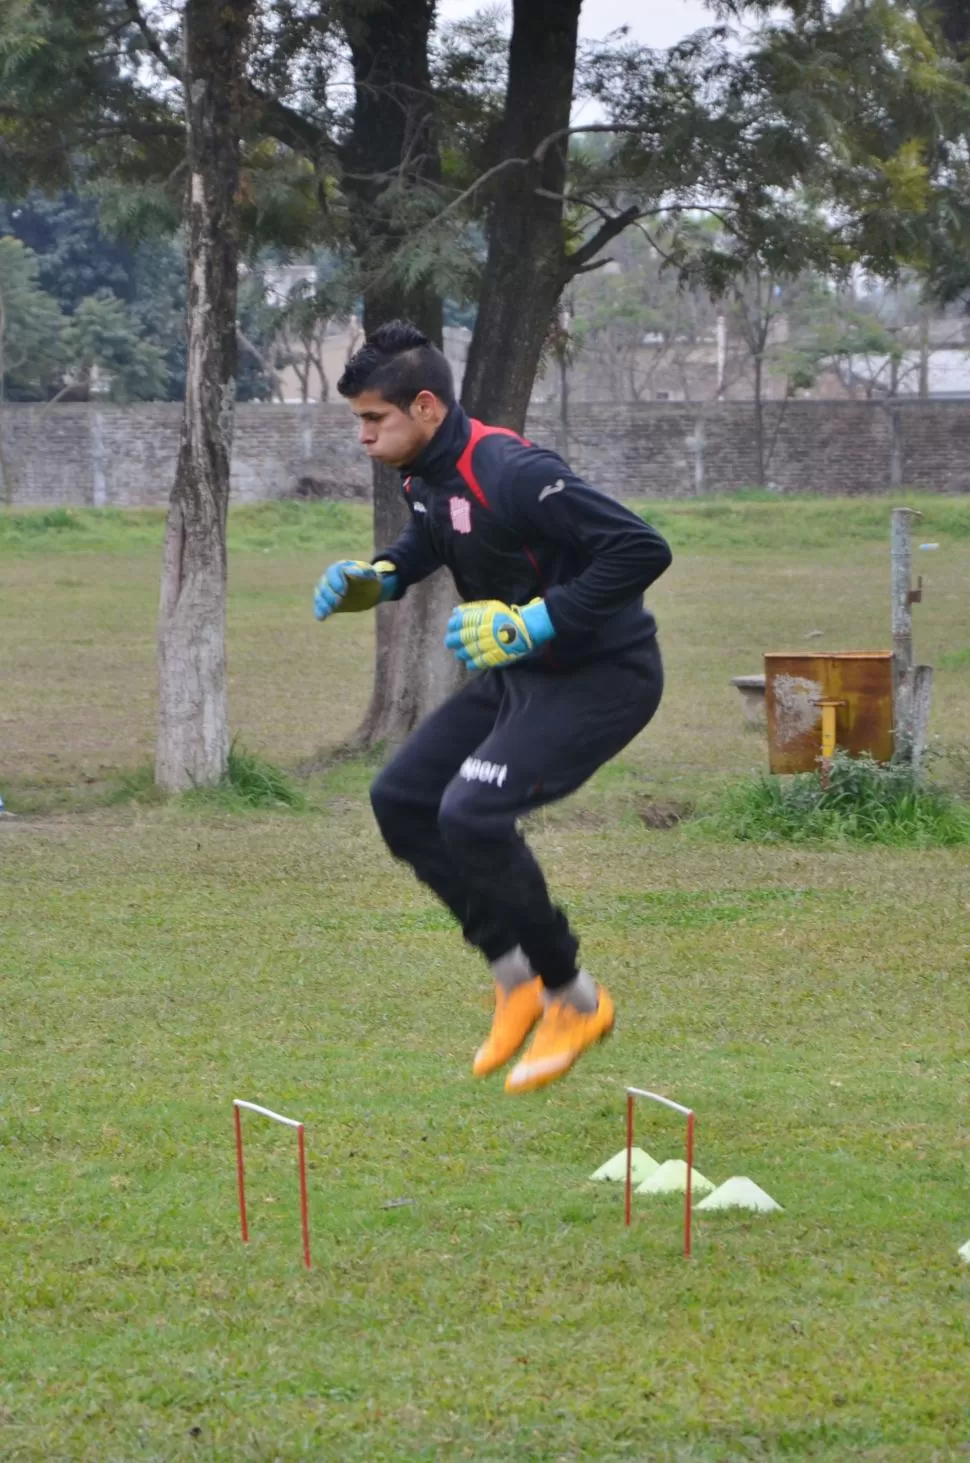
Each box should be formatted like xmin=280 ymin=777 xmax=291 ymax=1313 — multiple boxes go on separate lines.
xmin=0 ymin=203 xmax=194 ymax=402
xmin=573 ymin=4 xmax=970 ymax=297
xmin=2 ymin=2 xmax=969 ymax=352
xmin=0 ymin=192 xmax=133 ymax=310
xmin=61 ymin=291 xmax=169 ymax=402
xmin=0 ymin=234 xmax=65 ymax=399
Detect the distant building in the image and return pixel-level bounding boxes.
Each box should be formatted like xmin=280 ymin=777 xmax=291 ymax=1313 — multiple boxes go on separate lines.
xmin=844 ymin=348 xmax=970 ymax=400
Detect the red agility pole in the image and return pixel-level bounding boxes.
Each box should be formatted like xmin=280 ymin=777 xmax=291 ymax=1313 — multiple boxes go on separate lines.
xmin=624 ymin=1087 xmax=696 ymax=1258
xmin=233 ymin=1099 xmax=311 ymax=1269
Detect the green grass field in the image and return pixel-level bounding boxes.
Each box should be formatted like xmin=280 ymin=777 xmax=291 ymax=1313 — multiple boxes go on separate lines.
xmin=2 ymin=496 xmax=970 ymax=1460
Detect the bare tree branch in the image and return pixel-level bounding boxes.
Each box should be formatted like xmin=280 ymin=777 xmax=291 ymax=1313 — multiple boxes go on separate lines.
xmin=124 ymin=0 xmax=180 ymax=80
xmin=565 ymin=204 xmax=643 ymax=277
xmin=237 ymin=327 xmax=284 ymax=397
xmin=534 ymin=187 xmax=617 ymax=223
xmin=243 ymin=83 xmax=334 ymax=160
xmin=574 ymin=256 xmax=617 ymax=275
xmin=42 ymin=380 xmax=81 ymax=412
xmin=341 ymin=122 xmax=658 ymax=301
xmin=630 ymin=220 xmax=681 ymax=268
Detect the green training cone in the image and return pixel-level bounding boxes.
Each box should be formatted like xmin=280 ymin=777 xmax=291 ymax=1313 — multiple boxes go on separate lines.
xmin=635 ymin=1159 xmax=715 ymax=1197
xmin=590 ymin=1147 xmax=659 ymax=1185
xmin=695 ymin=1176 xmax=783 ymax=1213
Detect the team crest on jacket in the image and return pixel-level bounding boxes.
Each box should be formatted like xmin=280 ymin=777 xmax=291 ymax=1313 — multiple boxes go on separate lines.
xmin=449 ymin=496 xmax=472 ymax=534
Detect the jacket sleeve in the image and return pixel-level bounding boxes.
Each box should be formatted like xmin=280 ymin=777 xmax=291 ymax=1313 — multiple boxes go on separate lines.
xmin=496 ymin=449 xmax=672 ymax=635
xmin=374 ymin=510 xmax=442 ymax=600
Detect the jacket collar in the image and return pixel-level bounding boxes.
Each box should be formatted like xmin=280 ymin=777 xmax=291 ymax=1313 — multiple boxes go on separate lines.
xmin=404 ymin=402 xmax=470 ymax=488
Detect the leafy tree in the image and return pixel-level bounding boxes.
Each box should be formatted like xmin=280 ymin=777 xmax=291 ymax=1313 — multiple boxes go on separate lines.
xmin=774 ymin=282 xmax=908 ymax=400
xmin=277 ymin=268 xmax=354 ymax=403
xmin=0 ymin=235 xmax=65 ymax=401
xmin=0 ymin=191 xmax=134 ymax=310
xmin=0 ymin=190 xmax=194 ymax=399
xmin=155 ymin=0 xmax=256 ymax=792
xmin=565 ymin=224 xmax=722 ymax=405
xmin=0 ymin=0 xmax=184 ymax=200
xmin=60 ymin=291 xmax=169 ymax=402
xmin=0 ymin=234 xmax=64 ymax=502
xmin=128 ymin=234 xmax=188 ymax=400
xmin=235 ymin=264 xmax=287 ymax=402
xmin=335 ymin=0 xmax=462 ymax=747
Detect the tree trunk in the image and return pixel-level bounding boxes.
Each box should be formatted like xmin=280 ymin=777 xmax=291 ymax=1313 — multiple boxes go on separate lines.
xmin=0 ymin=299 xmax=18 ymax=508
xmin=353 ymin=458 xmax=461 ymax=748
xmin=0 ymin=309 xmax=10 ymax=508
xmin=461 ymin=0 xmax=583 ymax=429
xmin=340 ymin=0 xmax=458 ymax=748
xmin=340 ymin=0 xmax=443 ymax=346
xmin=558 ymin=348 xmax=570 ymax=459
xmin=344 ymin=0 xmax=588 ymax=742
xmin=752 ymin=353 xmax=766 ymax=486
xmin=934 ymin=0 xmax=970 ymax=51
xmin=155 ymin=0 xmax=252 ymax=791
xmin=918 ymin=307 xmax=930 ymax=399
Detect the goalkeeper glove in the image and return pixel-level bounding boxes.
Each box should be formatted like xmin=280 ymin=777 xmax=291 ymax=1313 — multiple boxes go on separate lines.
xmin=444 ymin=597 xmax=555 ymax=671
xmin=313 ymin=559 xmax=398 ymax=621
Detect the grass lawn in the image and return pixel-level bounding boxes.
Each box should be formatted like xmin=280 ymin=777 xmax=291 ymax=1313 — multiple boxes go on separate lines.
xmin=2 ymin=496 xmax=970 ymax=1461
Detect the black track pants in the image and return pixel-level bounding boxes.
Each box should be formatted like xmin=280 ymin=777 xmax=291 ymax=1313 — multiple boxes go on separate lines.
xmin=369 ymin=640 xmax=664 ymax=989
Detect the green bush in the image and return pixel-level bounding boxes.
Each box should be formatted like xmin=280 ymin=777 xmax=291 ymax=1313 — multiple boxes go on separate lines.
xmin=700 ymin=750 xmax=970 ymax=847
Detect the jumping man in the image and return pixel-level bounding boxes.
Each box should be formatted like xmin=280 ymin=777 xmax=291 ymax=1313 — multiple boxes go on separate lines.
xmin=314 ymin=322 xmax=672 ymax=1093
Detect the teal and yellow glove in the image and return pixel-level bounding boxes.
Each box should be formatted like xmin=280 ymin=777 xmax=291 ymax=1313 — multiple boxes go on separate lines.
xmin=445 ymin=597 xmax=555 ymax=670
xmin=313 ymin=559 xmax=398 ymax=621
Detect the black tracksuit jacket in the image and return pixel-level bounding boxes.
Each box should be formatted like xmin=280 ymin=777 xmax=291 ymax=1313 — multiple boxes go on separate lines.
xmin=377 ymin=403 xmax=672 ymax=670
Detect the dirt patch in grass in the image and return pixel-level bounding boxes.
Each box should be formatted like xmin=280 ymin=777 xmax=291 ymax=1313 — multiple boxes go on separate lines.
xmin=636 ymin=796 xmax=695 ymax=829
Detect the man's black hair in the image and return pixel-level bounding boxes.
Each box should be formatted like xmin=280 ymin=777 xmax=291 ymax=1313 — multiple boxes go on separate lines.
xmin=337 ymin=320 xmax=456 ymax=408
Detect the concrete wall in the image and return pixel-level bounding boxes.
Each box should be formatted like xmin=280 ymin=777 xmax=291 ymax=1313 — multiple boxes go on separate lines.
xmin=0 ymin=403 xmax=372 ymax=509
xmin=3 ymin=399 xmax=970 ymax=508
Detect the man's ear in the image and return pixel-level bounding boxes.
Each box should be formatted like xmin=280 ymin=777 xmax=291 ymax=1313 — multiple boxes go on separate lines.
xmin=411 ymin=389 xmax=441 ymax=420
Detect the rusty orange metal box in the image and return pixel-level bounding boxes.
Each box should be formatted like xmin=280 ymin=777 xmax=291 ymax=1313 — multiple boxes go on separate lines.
xmin=764 ymin=652 xmax=895 ymax=774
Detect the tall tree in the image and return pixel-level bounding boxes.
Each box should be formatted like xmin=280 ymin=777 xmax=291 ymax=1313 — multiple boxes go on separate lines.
xmin=0 ymin=192 xmax=134 ymax=311
xmin=460 ymin=0 xmax=583 ymax=429
xmin=0 ymin=235 xmax=64 ymax=500
xmin=564 ymin=225 xmax=722 ymax=405
xmin=0 ymin=236 xmax=65 ymax=398
xmin=155 ymin=0 xmax=255 ymax=791
xmin=61 ymin=292 xmax=169 ymax=403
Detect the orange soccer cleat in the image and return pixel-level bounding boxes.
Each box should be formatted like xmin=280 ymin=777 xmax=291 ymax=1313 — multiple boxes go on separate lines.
xmin=473 ymin=977 xmax=545 ymax=1077
xmin=504 ymin=985 xmax=615 ymax=1094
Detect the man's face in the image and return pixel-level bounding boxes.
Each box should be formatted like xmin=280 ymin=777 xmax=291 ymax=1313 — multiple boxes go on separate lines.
xmin=349 ymin=389 xmax=445 ymax=468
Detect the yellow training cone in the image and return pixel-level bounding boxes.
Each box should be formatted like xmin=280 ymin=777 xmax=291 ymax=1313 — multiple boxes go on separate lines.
xmin=590 ymin=1147 xmax=658 ymax=1185
xmin=635 ymin=1159 xmax=714 ymax=1197
xmin=696 ymin=1177 xmax=783 ymax=1214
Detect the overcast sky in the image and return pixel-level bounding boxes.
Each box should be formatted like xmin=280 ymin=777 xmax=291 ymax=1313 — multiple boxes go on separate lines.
xmin=436 ymin=0 xmax=718 ymax=49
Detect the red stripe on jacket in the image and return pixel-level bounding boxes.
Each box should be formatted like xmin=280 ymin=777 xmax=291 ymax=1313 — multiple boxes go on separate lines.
xmin=455 ymin=419 xmax=528 ymax=510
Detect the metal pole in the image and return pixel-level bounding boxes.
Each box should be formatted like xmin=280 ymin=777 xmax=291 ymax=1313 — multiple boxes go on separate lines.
xmin=625 ymin=1093 xmax=634 ymax=1228
xmin=234 ymin=1102 xmax=249 ymax=1244
xmin=297 ymin=1125 xmax=312 ymax=1270
xmin=891 ymin=507 xmax=918 ymax=753
xmin=891 ymin=507 xmax=915 ymax=679
xmin=233 ymin=1099 xmax=310 ymax=1267
xmin=625 ymin=1088 xmax=696 ymax=1257
xmin=685 ymin=1113 xmax=695 ymax=1259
